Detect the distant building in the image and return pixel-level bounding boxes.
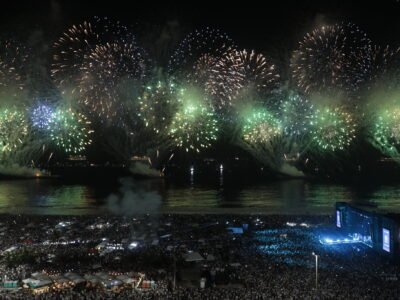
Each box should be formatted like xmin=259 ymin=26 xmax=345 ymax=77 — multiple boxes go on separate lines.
xmin=130 ymin=155 xmax=151 ymax=163
xmin=336 ymin=202 xmax=399 ymax=257
xmin=67 ymin=155 xmax=87 ymax=161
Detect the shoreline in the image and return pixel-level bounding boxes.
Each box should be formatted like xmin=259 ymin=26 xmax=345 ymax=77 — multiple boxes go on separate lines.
xmin=0 ymin=209 xmax=334 ymax=217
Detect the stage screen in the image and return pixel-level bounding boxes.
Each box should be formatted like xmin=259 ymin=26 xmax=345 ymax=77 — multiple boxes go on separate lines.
xmin=382 ymin=228 xmax=390 ymax=252
xmin=336 ymin=210 xmax=341 ymax=228
xmin=346 ymin=210 xmax=373 ymax=247
xmin=227 ymin=227 xmax=244 ymax=234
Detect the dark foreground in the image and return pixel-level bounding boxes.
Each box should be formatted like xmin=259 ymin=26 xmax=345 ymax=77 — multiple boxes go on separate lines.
xmin=0 ymin=214 xmax=397 ymax=299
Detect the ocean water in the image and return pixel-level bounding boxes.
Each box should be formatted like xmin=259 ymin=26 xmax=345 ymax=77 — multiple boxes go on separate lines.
xmin=0 ymin=178 xmax=398 ymax=215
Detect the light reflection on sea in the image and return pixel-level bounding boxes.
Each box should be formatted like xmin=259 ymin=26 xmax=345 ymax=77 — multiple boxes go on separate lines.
xmin=0 ymin=179 xmax=398 ymax=215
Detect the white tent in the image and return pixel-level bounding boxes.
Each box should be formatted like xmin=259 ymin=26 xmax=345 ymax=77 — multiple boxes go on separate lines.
xmin=206 ymin=254 xmax=216 ymax=261
xmin=50 ymin=275 xmax=68 ymax=284
xmin=84 ymin=274 xmax=100 ymax=284
xmin=95 ymin=272 xmax=110 ymax=280
xmin=229 ymin=263 xmax=241 ymax=267
xmin=31 ymin=273 xmax=50 ymax=281
xmin=64 ymin=272 xmax=79 ymax=279
xmin=116 ymin=274 xmax=132 ymax=283
xmin=72 ymin=278 xmax=85 ymax=284
xmin=184 ymin=251 xmax=204 ymax=262
xmin=28 ymin=279 xmax=52 ymax=288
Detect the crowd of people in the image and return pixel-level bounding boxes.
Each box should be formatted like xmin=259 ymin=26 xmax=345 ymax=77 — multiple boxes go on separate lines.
xmin=0 ymin=214 xmax=397 ymax=299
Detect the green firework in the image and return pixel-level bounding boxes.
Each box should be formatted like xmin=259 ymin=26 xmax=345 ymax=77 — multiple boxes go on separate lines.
xmin=0 ymin=109 xmax=28 ymax=152
xmin=310 ymin=107 xmax=356 ymax=151
xmin=137 ymin=81 xmax=183 ymax=135
xmin=372 ymin=108 xmax=400 ymax=152
xmin=168 ymin=98 xmax=218 ymax=153
xmin=48 ymin=108 xmax=93 ymax=154
xmin=242 ymin=108 xmax=282 ymax=144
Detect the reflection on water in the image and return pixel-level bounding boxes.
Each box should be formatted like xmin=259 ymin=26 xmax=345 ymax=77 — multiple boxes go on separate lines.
xmin=0 ymin=178 xmax=399 ymax=215
xmin=0 ymin=180 xmax=95 ymax=215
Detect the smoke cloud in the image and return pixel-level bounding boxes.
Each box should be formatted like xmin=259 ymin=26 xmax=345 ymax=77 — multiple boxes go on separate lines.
xmin=279 ymin=163 xmax=305 ymax=178
xmin=129 ymin=161 xmax=161 ymax=178
xmin=106 ymin=177 xmax=161 ymax=215
xmin=0 ymin=164 xmax=44 ymax=178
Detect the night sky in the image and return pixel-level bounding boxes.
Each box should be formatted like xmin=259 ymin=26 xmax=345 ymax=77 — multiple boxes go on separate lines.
xmin=0 ymin=0 xmax=399 ymax=172
xmin=1 ymin=0 xmax=400 ymax=54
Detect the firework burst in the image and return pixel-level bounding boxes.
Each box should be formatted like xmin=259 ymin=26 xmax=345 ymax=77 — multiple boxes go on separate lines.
xmin=367 ymin=45 xmax=400 ymax=90
xmin=291 ymin=23 xmax=374 ymax=96
xmin=52 ymin=21 xmax=98 ymax=88
xmin=242 ymin=108 xmax=282 ymax=144
xmin=207 ymin=49 xmax=280 ymax=109
xmin=0 ymin=109 xmax=28 ymax=152
xmin=168 ymin=95 xmax=218 ymax=153
xmin=52 ymin=17 xmax=148 ymax=119
xmin=279 ymin=91 xmax=313 ymax=137
xmin=48 ymin=108 xmax=93 ymax=154
xmin=0 ymin=39 xmax=28 ymax=94
xmin=137 ymin=80 xmax=183 ymax=135
xmin=309 ymin=107 xmax=356 ymax=151
xmin=79 ymin=42 xmax=147 ymax=118
xmin=168 ymin=27 xmax=235 ymax=79
xmin=371 ymin=108 xmax=400 ymax=153
xmin=31 ymin=103 xmax=54 ymax=130
xmin=188 ymin=53 xmax=219 ymax=87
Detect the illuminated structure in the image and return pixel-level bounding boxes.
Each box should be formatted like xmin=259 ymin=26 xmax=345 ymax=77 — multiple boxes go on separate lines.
xmin=335 ymin=202 xmax=399 ymax=256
